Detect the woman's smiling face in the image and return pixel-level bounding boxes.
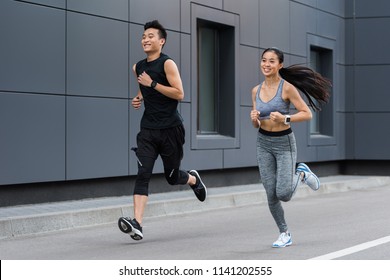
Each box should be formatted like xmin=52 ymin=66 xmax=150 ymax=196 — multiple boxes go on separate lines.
xmin=261 ymin=50 xmax=283 ymax=77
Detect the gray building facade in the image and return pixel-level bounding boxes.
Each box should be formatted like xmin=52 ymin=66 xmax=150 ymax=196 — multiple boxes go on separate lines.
xmin=1 ymin=0 xmax=390 ymax=206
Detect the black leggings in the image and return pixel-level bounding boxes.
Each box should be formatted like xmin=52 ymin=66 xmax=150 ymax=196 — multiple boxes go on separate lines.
xmin=133 ymin=125 xmax=189 ymax=196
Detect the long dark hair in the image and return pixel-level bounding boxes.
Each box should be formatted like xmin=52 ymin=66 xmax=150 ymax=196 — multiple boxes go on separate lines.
xmin=262 ymin=47 xmax=331 ymax=111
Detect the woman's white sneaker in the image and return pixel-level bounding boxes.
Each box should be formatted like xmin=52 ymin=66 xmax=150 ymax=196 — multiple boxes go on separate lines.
xmin=296 ymin=163 xmax=320 ymax=191
xmin=272 ymin=232 xmax=292 ymax=248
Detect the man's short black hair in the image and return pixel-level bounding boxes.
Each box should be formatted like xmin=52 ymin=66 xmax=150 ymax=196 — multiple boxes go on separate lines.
xmin=144 ymin=20 xmax=167 ymax=41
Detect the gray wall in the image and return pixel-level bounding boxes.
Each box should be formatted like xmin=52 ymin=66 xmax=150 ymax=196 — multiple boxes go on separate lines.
xmin=345 ymin=0 xmax=390 ymax=160
xmin=1 ymin=0 xmax=390 ymax=187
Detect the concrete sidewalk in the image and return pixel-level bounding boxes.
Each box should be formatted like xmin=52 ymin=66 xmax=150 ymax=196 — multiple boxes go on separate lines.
xmin=1 ymin=175 xmax=389 ymax=239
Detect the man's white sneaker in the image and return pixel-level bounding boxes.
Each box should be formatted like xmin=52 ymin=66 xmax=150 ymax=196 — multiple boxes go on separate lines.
xmin=272 ymin=232 xmax=292 ymax=248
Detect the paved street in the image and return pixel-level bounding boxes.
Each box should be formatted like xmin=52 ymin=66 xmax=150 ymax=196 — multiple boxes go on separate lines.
xmin=1 ymin=183 xmax=390 ymax=260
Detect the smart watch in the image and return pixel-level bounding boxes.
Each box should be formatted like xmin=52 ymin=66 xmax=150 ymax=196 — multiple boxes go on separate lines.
xmin=284 ymin=115 xmax=291 ymax=125
xmin=151 ymin=80 xmax=157 ymax=89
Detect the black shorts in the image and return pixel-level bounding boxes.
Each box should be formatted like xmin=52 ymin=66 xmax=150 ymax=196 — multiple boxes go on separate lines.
xmin=136 ymin=124 xmax=185 ymax=169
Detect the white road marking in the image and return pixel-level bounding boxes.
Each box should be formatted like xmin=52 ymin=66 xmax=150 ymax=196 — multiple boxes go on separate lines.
xmin=309 ymin=235 xmax=390 ymax=260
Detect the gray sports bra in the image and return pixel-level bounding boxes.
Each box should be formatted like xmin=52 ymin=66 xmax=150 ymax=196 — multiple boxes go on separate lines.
xmin=255 ymin=79 xmax=290 ymax=120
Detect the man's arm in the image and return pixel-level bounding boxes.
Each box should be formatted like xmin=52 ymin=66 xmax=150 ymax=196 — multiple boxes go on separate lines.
xmin=136 ymin=59 xmax=184 ymax=101
xmin=132 ymin=64 xmax=143 ymax=109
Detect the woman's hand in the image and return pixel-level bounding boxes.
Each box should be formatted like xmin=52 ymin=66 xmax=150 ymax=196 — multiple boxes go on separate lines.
xmin=250 ymin=110 xmax=261 ymax=128
xmin=269 ymin=111 xmax=284 ymax=123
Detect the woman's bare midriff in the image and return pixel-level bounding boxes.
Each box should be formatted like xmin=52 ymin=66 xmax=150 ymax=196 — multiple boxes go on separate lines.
xmin=260 ymin=119 xmax=290 ymax=132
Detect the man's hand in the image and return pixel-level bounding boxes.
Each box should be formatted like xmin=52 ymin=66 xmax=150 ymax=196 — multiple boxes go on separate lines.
xmin=132 ymin=96 xmax=143 ymax=109
xmin=137 ymin=71 xmax=153 ymax=87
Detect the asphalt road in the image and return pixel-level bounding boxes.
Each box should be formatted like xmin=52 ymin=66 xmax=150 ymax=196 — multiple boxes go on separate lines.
xmin=1 ymin=185 xmax=390 ymax=260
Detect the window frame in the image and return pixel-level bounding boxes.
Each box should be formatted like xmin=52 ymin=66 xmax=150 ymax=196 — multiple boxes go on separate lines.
xmin=307 ymin=34 xmax=336 ymax=146
xmin=190 ymin=4 xmax=240 ymax=150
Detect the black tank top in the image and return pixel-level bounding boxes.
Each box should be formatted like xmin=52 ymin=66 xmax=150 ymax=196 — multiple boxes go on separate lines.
xmin=135 ymin=53 xmax=183 ymax=129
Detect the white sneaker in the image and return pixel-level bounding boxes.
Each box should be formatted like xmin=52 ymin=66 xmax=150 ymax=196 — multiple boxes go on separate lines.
xmin=272 ymin=232 xmax=292 ymax=248
xmin=296 ymin=163 xmax=320 ymax=191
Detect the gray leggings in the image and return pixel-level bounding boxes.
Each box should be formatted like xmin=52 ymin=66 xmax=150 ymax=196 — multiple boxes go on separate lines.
xmin=256 ymin=128 xmax=300 ymax=233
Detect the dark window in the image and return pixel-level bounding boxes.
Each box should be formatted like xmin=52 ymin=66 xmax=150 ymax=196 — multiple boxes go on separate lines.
xmin=310 ymin=46 xmax=333 ymax=137
xmin=197 ymin=19 xmax=235 ymax=137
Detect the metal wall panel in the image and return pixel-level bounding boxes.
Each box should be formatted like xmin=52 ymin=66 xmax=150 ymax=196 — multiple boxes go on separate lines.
xmin=0 ymin=93 xmax=65 ymax=185
xmin=355 ymin=0 xmax=390 ymax=17
xmin=239 ymin=46 xmax=261 ymax=107
xmin=317 ymin=12 xmax=341 ymax=46
xmin=223 ymin=107 xmax=258 ymax=168
xmin=290 ymin=2 xmax=317 ymax=57
xmin=344 ymin=113 xmax=355 ymax=159
xmin=293 ymin=0 xmax=316 ymax=7
xmin=180 ymin=34 xmax=191 ymax=103
xmin=0 ymin=0 xmax=65 ymax=94
xmin=18 ymin=0 xmax=66 ymax=9
xmin=129 ymin=0 xmax=180 ymax=30
xmin=349 ymin=2 xmax=390 ymax=160
xmin=355 ymin=65 xmax=390 ymax=112
xmin=66 ymin=12 xmax=128 ymax=98
xmin=66 ymin=97 xmax=129 ymax=180
xmin=354 ymin=18 xmax=390 ymax=65
xmin=318 ymin=0 xmax=346 ymax=17
xmin=67 ymin=0 xmax=128 ymax=21
xmin=259 ymin=0 xmax=290 ymax=52
xmin=354 ymin=113 xmax=390 ymax=159
xmin=224 ymin=0 xmax=260 ymax=47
